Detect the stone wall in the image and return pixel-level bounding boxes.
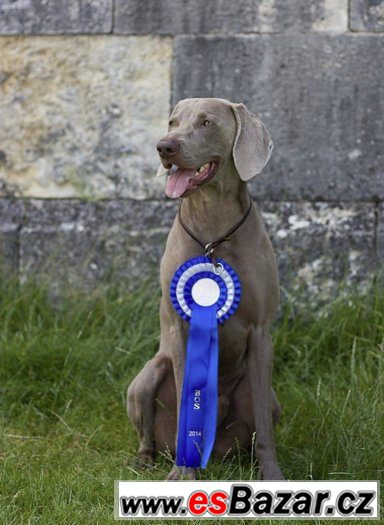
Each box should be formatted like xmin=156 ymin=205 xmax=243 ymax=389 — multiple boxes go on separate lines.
xmin=1 ymin=0 xmax=383 ymax=296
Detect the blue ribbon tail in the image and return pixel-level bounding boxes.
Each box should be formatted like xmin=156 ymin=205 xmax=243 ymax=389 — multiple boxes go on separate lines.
xmin=175 ymin=304 xmax=219 ymax=468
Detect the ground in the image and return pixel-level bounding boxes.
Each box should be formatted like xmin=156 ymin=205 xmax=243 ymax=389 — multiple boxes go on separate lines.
xmin=0 ymin=274 xmax=383 ymax=524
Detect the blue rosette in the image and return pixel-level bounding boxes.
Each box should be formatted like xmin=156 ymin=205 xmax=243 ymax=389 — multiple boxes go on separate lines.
xmin=169 ymin=256 xmax=241 ymax=468
xmin=170 ymin=256 xmax=241 ymax=324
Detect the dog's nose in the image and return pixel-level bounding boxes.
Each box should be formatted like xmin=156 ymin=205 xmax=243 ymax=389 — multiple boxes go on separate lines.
xmin=156 ymin=139 xmax=180 ymax=157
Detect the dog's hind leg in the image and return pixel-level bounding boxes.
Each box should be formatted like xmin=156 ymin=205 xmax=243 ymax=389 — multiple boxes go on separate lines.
xmin=247 ymin=326 xmax=284 ymax=480
xmin=127 ymin=353 xmax=170 ymax=466
xmin=271 ymin=387 xmax=282 ymax=426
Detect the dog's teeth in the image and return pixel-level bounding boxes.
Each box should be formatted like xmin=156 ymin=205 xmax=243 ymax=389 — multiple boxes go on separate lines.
xmin=170 ymin=165 xmax=178 ymax=173
xmin=197 ymin=163 xmax=210 ymax=173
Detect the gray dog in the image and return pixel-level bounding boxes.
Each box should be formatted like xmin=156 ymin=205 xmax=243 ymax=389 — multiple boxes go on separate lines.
xmin=127 ymin=97 xmax=284 ymax=481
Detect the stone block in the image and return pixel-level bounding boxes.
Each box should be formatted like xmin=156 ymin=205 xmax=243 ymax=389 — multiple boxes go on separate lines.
xmin=260 ymin=201 xmax=376 ymax=297
xmin=173 ymin=34 xmax=384 ymax=201
xmin=115 ymin=0 xmax=347 ymax=34
xmin=0 ymin=36 xmax=172 ymax=200
xmin=18 ymin=199 xmax=178 ymax=292
xmin=350 ymin=0 xmax=384 ymax=32
xmin=0 ymin=0 xmax=112 ymax=34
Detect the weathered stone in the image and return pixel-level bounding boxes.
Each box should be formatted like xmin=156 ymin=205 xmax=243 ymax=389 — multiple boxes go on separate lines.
xmin=0 ymin=0 xmax=112 ymax=34
xmin=0 ymin=36 xmax=172 ymax=200
xmin=19 ymin=198 xmax=178 ymax=229
xmin=0 ymin=197 xmax=26 ymax=223
xmin=0 ymin=198 xmax=23 ymax=275
xmin=18 ymin=199 xmax=178 ymax=292
xmin=350 ymin=0 xmax=384 ymax=32
xmin=7 ymin=198 xmax=375 ymax=298
xmin=173 ymin=34 xmax=384 ymax=201
xmin=260 ymin=201 xmax=376 ymax=298
xmin=0 ymin=224 xmax=19 ymax=276
xmin=115 ymin=0 xmax=347 ymax=34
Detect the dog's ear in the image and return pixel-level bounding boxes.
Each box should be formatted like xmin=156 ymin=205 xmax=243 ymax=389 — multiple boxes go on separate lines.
xmin=156 ymin=164 xmax=168 ymax=177
xmin=230 ymin=103 xmax=273 ymax=181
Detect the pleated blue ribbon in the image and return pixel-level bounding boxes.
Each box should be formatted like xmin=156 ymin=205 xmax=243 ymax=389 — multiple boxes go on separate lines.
xmin=175 ymin=303 xmax=219 ymax=467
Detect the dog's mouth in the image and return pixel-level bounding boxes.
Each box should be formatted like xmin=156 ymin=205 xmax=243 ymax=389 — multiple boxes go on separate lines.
xmin=164 ymin=161 xmax=219 ymax=199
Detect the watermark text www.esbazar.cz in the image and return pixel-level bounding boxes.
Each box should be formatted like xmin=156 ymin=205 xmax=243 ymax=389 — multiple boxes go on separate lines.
xmin=116 ymin=481 xmax=379 ymax=520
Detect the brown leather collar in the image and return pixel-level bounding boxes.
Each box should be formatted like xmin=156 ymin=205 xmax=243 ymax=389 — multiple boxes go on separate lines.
xmin=178 ymin=198 xmax=252 ymax=258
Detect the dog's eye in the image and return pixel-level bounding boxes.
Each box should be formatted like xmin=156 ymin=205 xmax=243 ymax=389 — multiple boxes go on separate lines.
xmin=201 ymin=120 xmax=213 ymax=126
xmin=168 ymin=120 xmax=175 ymax=127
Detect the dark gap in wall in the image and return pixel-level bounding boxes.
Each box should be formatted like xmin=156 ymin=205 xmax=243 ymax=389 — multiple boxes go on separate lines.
xmin=348 ymin=0 xmax=352 ymax=32
xmin=373 ymin=200 xmax=379 ymax=266
xmin=111 ymin=0 xmax=116 ymax=33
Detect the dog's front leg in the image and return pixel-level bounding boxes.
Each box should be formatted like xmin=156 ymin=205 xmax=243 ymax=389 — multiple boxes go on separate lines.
xmin=127 ymin=351 xmax=169 ymax=466
xmin=247 ymin=325 xmax=284 ymax=480
xmin=166 ymin=322 xmax=197 ymax=481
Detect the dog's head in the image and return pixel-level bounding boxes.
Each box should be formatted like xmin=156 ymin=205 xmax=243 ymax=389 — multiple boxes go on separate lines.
xmin=156 ymin=98 xmax=273 ymax=199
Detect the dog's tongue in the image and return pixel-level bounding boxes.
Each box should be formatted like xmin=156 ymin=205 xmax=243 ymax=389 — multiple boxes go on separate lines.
xmin=165 ymin=167 xmax=195 ymax=198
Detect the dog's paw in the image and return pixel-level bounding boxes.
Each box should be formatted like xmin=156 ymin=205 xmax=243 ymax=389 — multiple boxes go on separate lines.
xmin=132 ymin=451 xmax=155 ymax=470
xmin=261 ymin=464 xmax=285 ymax=480
xmin=166 ymin=466 xmax=197 ymax=480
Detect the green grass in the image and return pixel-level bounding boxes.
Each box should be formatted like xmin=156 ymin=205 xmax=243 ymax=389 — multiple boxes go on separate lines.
xmin=0 ymin=275 xmax=383 ymax=524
